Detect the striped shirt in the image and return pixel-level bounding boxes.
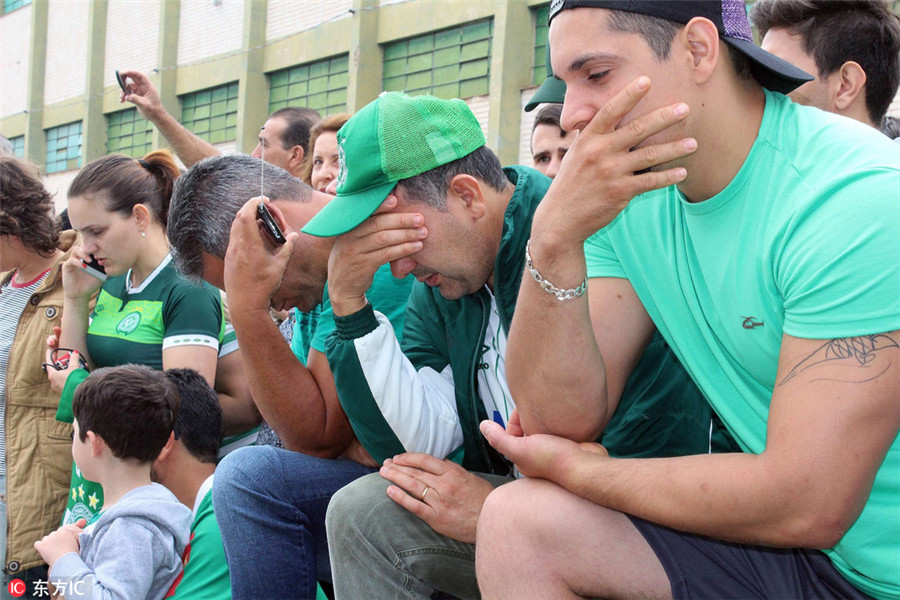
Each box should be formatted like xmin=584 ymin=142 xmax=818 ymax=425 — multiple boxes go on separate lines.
xmin=0 ymin=269 xmax=52 ymax=476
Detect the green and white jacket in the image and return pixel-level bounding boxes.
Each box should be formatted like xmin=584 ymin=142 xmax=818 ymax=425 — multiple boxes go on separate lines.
xmin=326 ymin=166 xmax=715 ymax=474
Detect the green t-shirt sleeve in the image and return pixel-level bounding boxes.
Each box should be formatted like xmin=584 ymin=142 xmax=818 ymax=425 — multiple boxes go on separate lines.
xmin=162 ymin=279 xmax=225 ymax=347
xmin=778 ymin=172 xmax=900 ymax=338
xmin=169 ymin=492 xmax=231 ymax=600
xmin=585 ymin=226 xmax=627 ymax=280
xmin=311 ymin=290 xmax=336 ymax=356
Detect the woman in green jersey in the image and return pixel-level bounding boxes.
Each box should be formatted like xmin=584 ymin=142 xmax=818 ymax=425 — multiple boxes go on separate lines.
xmin=50 ymin=150 xmax=225 ymax=526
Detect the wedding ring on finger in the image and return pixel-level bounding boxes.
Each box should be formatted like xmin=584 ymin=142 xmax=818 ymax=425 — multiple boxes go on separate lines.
xmin=421 ymin=486 xmax=430 ymax=500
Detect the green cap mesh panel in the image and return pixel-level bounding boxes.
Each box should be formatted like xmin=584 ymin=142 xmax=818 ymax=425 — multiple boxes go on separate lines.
xmin=378 ymin=94 xmax=485 ymax=181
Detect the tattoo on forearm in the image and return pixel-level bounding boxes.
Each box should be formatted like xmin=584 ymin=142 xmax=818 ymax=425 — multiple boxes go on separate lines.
xmin=779 ymin=334 xmax=898 ymax=385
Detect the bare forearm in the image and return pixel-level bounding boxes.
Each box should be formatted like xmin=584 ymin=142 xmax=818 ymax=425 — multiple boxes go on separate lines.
xmin=218 ymin=392 xmax=262 ymax=436
xmin=507 ymin=231 xmax=608 ymax=440
xmin=563 ymin=451 xmax=856 ymax=549
xmin=214 ymin=352 xmax=262 ymax=436
xmin=148 ymin=109 xmax=219 ymax=167
xmin=59 ymin=297 xmax=93 ymax=365
xmin=231 ymin=309 xmax=350 ymax=456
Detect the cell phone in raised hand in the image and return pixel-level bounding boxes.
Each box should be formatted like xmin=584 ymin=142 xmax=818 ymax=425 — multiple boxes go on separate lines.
xmin=82 ymin=254 xmax=107 ymax=282
xmin=115 ymin=70 xmax=128 ymax=93
xmin=256 ymin=202 xmax=287 ymax=245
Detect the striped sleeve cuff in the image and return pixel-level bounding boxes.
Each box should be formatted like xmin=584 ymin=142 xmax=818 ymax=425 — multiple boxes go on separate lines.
xmin=163 ymin=333 xmax=220 ymax=351
xmin=333 ymin=302 xmax=379 ymax=340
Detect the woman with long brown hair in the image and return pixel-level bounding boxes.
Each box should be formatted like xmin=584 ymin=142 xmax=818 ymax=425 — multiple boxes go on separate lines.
xmin=52 ymin=150 xmax=225 ymax=526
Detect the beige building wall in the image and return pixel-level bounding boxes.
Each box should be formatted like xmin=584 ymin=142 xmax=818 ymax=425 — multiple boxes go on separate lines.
xmin=43 ymin=0 xmax=89 ymax=106
xmin=466 ymin=95 xmax=491 ymax=141
xmin=266 ymin=0 xmax=353 ymax=40
xmin=0 ymin=4 xmax=31 ymax=118
xmin=517 ymin=88 xmax=537 ymax=166
xmin=45 ymin=170 xmax=80 ymax=213
xmin=213 ymin=140 xmax=238 ymax=155
xmin=177 ymin=0 xmax=245 ymax=65
xmin=105 ymin=0 xmax=160 ymax=88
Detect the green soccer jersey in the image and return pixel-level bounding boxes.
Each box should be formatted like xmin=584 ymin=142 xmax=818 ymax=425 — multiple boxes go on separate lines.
xmin=167 ymin=479 xmax=231 ymax=600
xmin=585 ymin=90 xmax=900 ymax=599
xmin=87 ymin=255 xmax=224 ymax=368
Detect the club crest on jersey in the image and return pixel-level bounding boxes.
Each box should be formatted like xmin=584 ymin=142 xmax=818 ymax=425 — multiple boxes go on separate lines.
xmin=116 ymin=311 xmax=142 ymax=335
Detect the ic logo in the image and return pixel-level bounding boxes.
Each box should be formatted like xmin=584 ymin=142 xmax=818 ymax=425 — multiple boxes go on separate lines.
xmin=7 ymin=578 xmax=25 ymax=597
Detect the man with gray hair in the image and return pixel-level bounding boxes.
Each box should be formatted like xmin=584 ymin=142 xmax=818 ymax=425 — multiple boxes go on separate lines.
xmin=167 ymin=155 xmax=413 ymax=599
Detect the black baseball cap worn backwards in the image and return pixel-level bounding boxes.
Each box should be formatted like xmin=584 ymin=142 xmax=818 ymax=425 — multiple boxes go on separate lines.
xmin=528 ymin=0 xmax=813 ymax=109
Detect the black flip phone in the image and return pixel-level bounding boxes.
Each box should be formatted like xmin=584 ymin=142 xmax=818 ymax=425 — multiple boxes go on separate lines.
xmin=82 ymin=254 xmax=107 ymax=281
xmin=115 ymin=70 xmax=128 ymax=93
xmin=256 ymin=202 xmax=287 ymax=245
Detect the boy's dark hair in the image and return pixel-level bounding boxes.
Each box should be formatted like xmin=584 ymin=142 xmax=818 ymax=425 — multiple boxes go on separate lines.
xmin=73 ymin=364 xmax=179 ymax=463
xmin=165 ymin=368 xmax=224 ymax=464
xmin=750 ymin=0 xmax=900 ymax=124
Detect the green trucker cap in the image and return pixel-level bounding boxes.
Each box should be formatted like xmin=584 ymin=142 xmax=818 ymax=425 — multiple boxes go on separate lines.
xmin=301 ymin=92 xmax=486 ymax=237
xmin=525 ymin=76 xmax=567 ymax=112
xmin=525 ymin=44 xmax=566 ymax=112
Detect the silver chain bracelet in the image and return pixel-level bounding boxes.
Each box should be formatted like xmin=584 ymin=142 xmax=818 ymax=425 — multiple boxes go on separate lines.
xmin=524 ymin=239 xmax=587 ymax=301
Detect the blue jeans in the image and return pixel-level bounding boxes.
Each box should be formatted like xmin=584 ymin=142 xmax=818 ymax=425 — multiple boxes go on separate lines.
xmin=212 ymin=445 xmax=375 ymax=600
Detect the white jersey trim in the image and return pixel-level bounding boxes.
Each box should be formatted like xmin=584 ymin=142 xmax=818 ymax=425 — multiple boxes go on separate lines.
xmin=162 ymin=333 xmax=219 ymax=351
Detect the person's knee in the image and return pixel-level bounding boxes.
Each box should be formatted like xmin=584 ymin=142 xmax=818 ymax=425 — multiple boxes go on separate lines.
xmin=213 ymin=445 xmax=277 ymax=503
xmin=326 ymin=472 xmax=391 ymax=540
xmin=478 ymin=479 xmax=532 ymax=547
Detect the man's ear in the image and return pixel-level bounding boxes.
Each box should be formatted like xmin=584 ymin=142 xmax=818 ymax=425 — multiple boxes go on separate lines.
xmin=265 ymin=200 xmax=291 ymax=234
xmin=682 ymin=17 xmax=720 ymax=85
xmin=831 ymin=61 xmax=867 ymax=114
xmin=448 ymin=174 xmax=486 ymax=219
xmin=288 ymin=145 xmax=305 ymax=170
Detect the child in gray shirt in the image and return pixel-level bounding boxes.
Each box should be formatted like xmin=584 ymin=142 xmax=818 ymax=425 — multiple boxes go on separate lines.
xmin=35 ymin=364 xmax=191 ymax=600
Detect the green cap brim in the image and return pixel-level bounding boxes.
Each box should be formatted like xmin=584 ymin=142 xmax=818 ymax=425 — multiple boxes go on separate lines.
xmin=524 ymin=76 xmax=566 ymax=112
xmin=301 ymin=180 xmax=398 ymax=237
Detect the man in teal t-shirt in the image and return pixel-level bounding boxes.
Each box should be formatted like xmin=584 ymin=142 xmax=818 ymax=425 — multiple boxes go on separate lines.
xmin=475 ymin=3 xmax=900 ymax=600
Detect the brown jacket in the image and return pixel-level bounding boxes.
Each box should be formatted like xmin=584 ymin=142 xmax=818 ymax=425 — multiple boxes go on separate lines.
xmin=0 ymin=230 xmax=76 ymax=574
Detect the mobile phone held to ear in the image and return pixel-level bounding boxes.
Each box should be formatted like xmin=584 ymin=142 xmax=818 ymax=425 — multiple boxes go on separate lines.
xmin=115 ymin=70 xmax=128 ymax=94
xmin=82 ymin=254 xmax=107 ymax=282
xmin=256 ymin=202 xmax=287 ymax=245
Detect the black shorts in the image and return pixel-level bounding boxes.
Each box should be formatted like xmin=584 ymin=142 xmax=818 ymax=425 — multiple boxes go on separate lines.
xmin=628 ymin=516 xmax=871 ymax=600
